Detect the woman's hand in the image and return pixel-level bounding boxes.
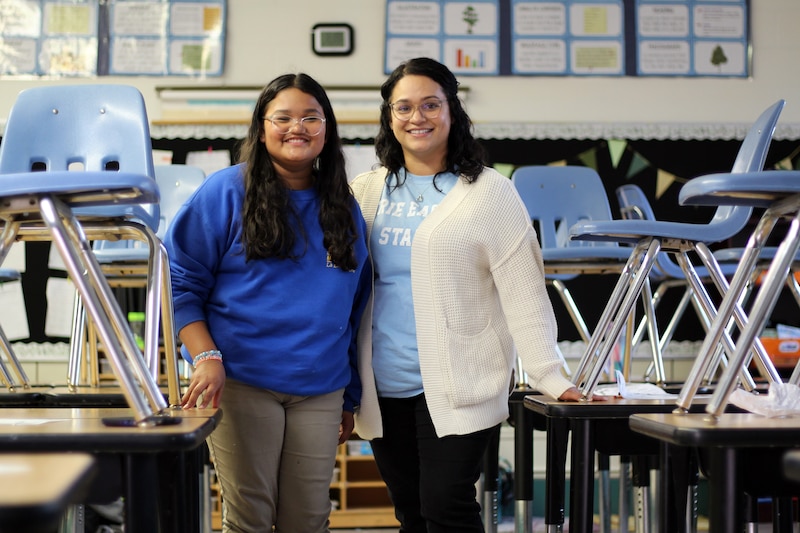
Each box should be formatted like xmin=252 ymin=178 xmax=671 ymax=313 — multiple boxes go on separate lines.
xmin=181 ymin=360 xmax=226 ymax=409
xmin=557 ymin=386 xmax=606 ymax=402
xmin=339 ymin=411 xmax=355 ymax=444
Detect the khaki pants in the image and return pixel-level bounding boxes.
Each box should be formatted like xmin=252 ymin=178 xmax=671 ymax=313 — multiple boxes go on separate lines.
xmin=208 ymin=379 xmax=343 ymax=533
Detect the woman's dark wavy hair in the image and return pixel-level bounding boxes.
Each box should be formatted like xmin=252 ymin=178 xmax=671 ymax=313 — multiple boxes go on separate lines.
xmin=374 ymin=57 xmax=486 ymax=188
xmin=237 ymin=73 xmax=358 ymax=271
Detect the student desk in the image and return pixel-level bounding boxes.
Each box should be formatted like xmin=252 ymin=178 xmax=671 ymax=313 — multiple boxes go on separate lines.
xmin=0 ymin=452 xmax=96 ymax=533
xmin=0 ymin=406 xmax=220 ymax=533
xmin=629 ymin=412 xmax=800 ymax=533
xmin=524 ymin=395 xmax=710 ymax=533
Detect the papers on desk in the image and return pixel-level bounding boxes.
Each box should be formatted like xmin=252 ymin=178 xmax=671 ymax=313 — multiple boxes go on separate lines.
xmin=594 ymin=370 xmax=678 ymax=399
xmin=731 ymin=381 xmax=800 ymax=418
xmin=0 ymin=419 xmax=62 ymax=426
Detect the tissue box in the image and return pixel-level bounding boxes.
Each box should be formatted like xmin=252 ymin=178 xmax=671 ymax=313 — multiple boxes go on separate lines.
xmin=760 ymin=337 xmax=800 ymax=368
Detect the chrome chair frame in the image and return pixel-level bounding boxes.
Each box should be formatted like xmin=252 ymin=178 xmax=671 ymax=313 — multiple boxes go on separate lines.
xmin=568 ymin=99 xmax=786 ymax=400
xmin=678 ymin=169 xmax=800 ymax=417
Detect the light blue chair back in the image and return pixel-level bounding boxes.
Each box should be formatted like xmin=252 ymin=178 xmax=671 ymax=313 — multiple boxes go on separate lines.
xmin=0 ymin=84 xmax=159 ymax=229
xmin=511 ymin=165 xmax=617 ymax=251
xmin=703 ymin=99 xmax=785 ymax=234
xmin=92 ymin=164 xmax=205 ymax=260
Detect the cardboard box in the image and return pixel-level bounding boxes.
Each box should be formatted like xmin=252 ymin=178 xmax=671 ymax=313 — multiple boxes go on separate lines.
xmin=760 ymin=337 xmax=800 ymax=368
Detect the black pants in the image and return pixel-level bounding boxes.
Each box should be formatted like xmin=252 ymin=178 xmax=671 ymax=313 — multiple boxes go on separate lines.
xmin=370 ymin=394 xmax=499 ymax=533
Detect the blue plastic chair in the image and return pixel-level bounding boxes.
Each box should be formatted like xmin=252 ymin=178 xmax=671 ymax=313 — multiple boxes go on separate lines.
xmin=679 ymin=166 xmax=800 ymax=417
xmin=0 ymin=84 xmax=166 ymax=422
xmin=568 ymin=99 xmax=786 ymax=400
xmin=71 ymin=164 xmax=205 ymax=403
xmin=511 ymin=165 xmax=649 ymax=381
xmin=615 ymin=184 xmax=751 ymax=379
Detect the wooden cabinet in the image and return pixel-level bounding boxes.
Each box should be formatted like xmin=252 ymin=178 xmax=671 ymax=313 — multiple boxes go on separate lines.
xmin=329 ymin=439 xmax=399 ymax=529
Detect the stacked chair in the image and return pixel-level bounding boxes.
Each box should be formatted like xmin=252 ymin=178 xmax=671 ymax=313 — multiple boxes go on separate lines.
xmin=0 ymin=84 xmax=170 ymax=423
xmin=567 ymin=99 xmax=787 ymax=400
xmin=68 ymin=164 xmax=205 ymax=406
xmin=511 ymin=165 xmax=657 ymax=382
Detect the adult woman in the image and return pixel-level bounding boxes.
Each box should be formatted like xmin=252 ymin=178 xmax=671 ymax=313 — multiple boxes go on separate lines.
xmin=350 ymin=57 xmax=584 ymax=532
xmin=166 ymin=73 xmax=371 ymax=532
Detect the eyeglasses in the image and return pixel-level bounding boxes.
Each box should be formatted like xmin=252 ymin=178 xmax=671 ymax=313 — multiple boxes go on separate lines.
xmin=388 ymin=99 xmax=444 ymax=121
xmin=264 ymin=115 xmax=326 ymax=136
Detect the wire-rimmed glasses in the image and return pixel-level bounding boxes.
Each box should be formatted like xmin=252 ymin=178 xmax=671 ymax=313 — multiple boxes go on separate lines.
xmin=264 ymin=115 xmax=327 ymax=136
xmin=389 ymin=99 xmax=444 ymax=121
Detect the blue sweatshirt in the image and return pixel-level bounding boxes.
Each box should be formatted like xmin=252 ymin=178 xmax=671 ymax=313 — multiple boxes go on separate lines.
xmin=165 ymin=163 xmax=371 ymax=411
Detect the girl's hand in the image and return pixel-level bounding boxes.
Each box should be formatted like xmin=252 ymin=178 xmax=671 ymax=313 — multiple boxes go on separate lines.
xmin=181 ymin=360 xmax=226 ymax=409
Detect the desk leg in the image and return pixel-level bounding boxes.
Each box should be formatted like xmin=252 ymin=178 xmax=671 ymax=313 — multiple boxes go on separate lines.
xmin=707 ymin=447 xmax=741 ymax=533
xmin=631 ymin=455 xmax=651 ymax=533
xmin=659 ymin=443 xmax=696 ymax=533
xmin=618 ymin=456 xmax=631 ymax=533
xmin=482 ymin=424 xmax=500 ymax=533
xmin=597 ymin=453 xmax=611 ymax=533
xmin=512 ymin=402 xmax=533 ymax=533
xmin=569 ymin=419 xmax=595 ymax=533
xmin=124 ymin=454 xmax=160 ymax=533
xmin=544 ymin=417 xmax=568 ymax=533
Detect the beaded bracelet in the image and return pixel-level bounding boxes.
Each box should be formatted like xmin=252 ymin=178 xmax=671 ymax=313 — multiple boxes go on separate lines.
xmin=193 ymin=349 xmax=222 ymax=368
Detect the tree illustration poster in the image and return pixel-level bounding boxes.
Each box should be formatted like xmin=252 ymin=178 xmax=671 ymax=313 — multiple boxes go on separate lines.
xmin=384 ymin=0 xmax=749 ymax=78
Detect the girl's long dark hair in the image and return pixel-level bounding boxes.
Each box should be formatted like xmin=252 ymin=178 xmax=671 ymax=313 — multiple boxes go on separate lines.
xmin=237 ymin=73 xmax=358 ymax=271
xmin=374 ymin=57 xmax=486 ymax=185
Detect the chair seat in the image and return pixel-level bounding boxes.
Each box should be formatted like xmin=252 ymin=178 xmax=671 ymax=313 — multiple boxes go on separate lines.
xmin=542 ymin=247 xmax=634 ymax=262
xmin=571 ymin=215 xmax=751 ymax=246
xmin=679 ymin=170 xmax=800 ymax=208
xmin=0 ymin=171 xmax=159 ymax=214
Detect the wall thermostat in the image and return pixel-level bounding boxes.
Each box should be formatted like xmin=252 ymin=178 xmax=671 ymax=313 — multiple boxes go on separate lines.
xmin=312 ymin=23 xmax=354 ymax=56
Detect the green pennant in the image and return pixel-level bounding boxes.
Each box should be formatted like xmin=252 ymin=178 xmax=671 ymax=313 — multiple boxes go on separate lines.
xmin=578 ymin=148 xmax=597 ymax=170
xmin=626 ymin=152 xmax=650 ymax=179
xmin=608 ymin=139 xmax=627 ymax=168
xmin=493 ymin=162 xmax=515 ymax=178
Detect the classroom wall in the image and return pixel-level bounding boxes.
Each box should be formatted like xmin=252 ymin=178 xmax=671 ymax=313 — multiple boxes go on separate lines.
xmin=1 ymin=1 xmax=799 ymax=128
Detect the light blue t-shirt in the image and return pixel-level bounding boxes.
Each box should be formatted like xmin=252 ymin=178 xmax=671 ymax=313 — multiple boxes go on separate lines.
xmin=370 ymin=169 xmax=458 ymax=398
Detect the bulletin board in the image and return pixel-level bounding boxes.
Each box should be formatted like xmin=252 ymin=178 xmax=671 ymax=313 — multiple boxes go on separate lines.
xmin=0 ymin=0 xmax=226 ymax=77
xmin=385 ymin=0 xmax=749 ymax=77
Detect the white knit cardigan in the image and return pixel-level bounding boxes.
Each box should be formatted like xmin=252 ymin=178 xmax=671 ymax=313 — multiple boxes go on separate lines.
xmin=351 ymin=167 xmax=574 ymax=439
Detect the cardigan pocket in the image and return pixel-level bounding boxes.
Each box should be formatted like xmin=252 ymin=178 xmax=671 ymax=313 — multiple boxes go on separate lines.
xmin=442 ymin=323 xmax=509 ymax=407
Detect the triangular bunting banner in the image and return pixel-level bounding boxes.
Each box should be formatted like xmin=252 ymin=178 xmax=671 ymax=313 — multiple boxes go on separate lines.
xmin=493 ymin=162 xmax=515 ymax=178
xmin=656 ymin=169 xmax=677 ymax=199
xmin=578 ymin=148 xmax=597 ymax=169
xmin=626 ymin=152 xmax=650 ymax=179
xmin=608 ymin=139 xmax=627 ymax=168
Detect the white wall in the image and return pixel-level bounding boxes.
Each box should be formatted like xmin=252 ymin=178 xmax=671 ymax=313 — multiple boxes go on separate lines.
xmin=1 ymin=1 xmax=799 ymax=127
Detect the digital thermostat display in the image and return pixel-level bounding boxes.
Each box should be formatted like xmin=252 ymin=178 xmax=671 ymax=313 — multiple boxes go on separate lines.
xmin=312 ymin=23 xmax=353 ymax=56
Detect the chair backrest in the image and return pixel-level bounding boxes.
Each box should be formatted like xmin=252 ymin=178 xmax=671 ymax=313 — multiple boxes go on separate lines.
xmin=705 ymin=99 xmax=785 ymax=231
xmin=152 ymin=164 xmax=205 ymax=238
xmin=511 ymin=165 xmax=616 ymax=249
xmin=92 ymin=164 xmax=205 ymax=256
xmin=0 ymin=84 xmax=160 ymax=229
xmin=615 ymin=183 xmax=680 ymax=278
xmin=0 ymin=84 xmax=155 ymax=177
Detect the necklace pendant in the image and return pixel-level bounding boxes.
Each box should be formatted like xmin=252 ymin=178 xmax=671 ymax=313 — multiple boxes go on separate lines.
xmin=416 ymin=194 xmax=424 ymax=202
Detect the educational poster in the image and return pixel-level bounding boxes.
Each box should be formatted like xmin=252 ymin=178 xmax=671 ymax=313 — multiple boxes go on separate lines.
xmin=385 ymin=0 xmax=501 ymax=75
xmin=0 ymin=0 xmax=98 ymax=76
xmin=0 ymin=0 xmax=226 ymax=77
xmin=636 ymin=0 xmax=748 ymax=77
xmin=512 ymin=0 xmax=624 ymax=75
xmin=385 ymin=0 xmax=748 ymax=77
xmin=109 ymin=0 xmax=225 ymax=76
